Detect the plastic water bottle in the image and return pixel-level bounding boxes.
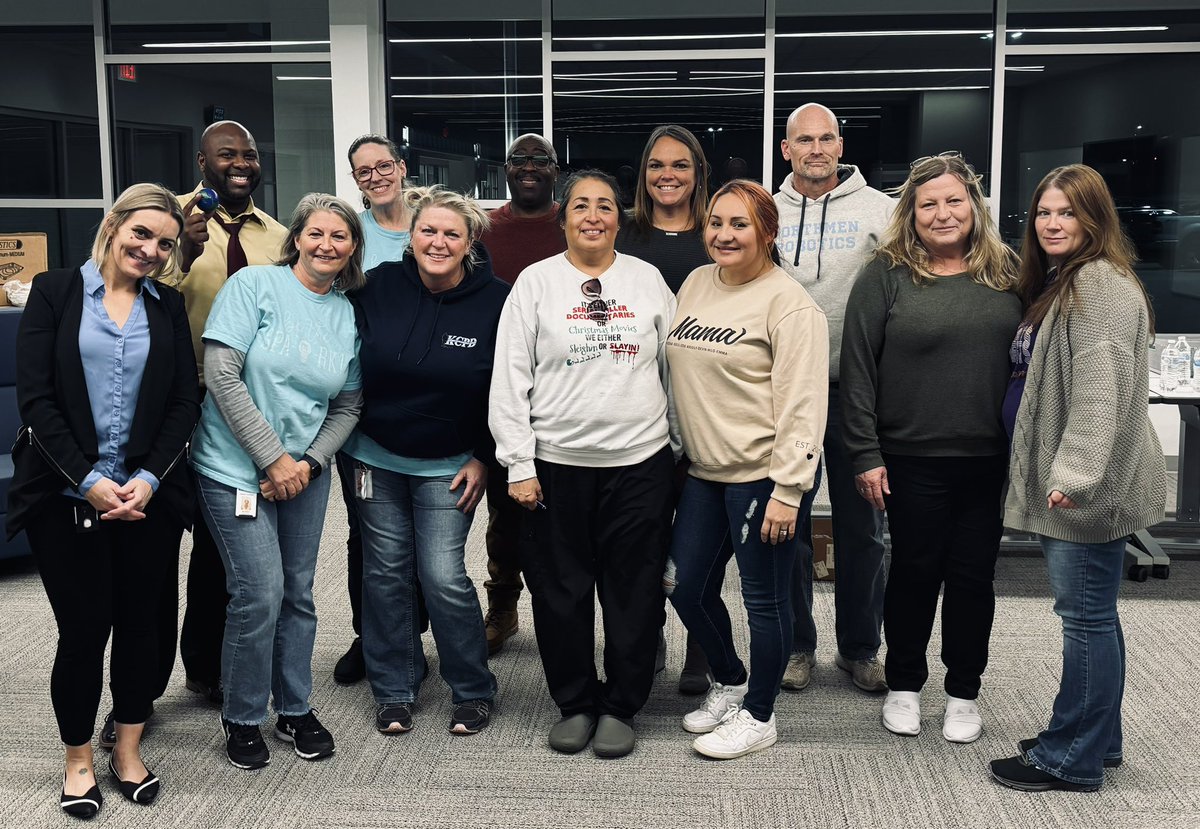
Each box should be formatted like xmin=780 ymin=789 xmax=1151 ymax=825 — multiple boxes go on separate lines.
xmin=1161 ymin=339 xmax=1179 ymax=391
xmin=1193 ymin=346 xmax=1200 ymax=389
xmin=1175 ymin=336 xmax=1192 ymax=389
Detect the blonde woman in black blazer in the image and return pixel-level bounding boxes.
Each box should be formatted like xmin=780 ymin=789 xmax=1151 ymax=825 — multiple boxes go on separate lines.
xmin=7 ymin=183 xmax=200 ymax=818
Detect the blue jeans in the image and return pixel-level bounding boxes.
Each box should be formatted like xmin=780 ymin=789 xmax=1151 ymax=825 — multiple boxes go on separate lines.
xmin=791 ymin=387 xmax=886 ymax=660
xmin=670 ymin=476 xmax=817 ymax=721
xmin=356 ymin=464 xmax=495 ymax=706
xmin=1028 ymin=535 xmax=1126 ymax=787
xmin=196 ymin=471 xmax=331 ymax=725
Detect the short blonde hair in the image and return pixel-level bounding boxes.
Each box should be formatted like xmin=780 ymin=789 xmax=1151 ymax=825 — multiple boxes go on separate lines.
xmin=92 ymin=183 xmax=185 ymax=279
xmin=403 ymin=185 xmax=491 ymax=271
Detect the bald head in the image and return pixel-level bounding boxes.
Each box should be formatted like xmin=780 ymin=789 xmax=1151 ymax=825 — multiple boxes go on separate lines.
xmin=200 ymin=120 xmax=255 ymax=156
xmin=197 ymin=120 xmax=262 ymax=215
xmin=785 ymin=103 xmax=840 ymax=140
xmin=781 ymin=102 xmax=844 ymax=198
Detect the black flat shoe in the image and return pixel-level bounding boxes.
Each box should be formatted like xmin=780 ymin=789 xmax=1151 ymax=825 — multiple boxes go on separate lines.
xmin=60 ymin=778 xmax=102 ymax=819
xmin=109 ymin=757 xmax=160 ymax=804
xmin=990 ymin=754 xmax=1100 ymax=792
xmin=1018 ymin=737 xmax=1122 ymax=769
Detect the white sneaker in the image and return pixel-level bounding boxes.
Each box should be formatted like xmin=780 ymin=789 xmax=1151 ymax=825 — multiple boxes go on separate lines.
xmin=692 ymin=708 xmax=778 ymax=760
xmin=942 ymin=695 xmax=983 ymax=743
xmin=682 ymin=679 xmax=749 ymax=734
xmin=881 ymin=690 xmax=921 ymax=736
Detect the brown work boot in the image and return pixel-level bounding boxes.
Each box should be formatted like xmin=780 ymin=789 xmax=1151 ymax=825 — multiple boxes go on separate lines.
xmin=485 ymin=608 xmax=518 ymax=656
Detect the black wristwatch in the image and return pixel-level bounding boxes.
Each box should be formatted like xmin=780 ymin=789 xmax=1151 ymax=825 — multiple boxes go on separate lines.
xmin=301 ymin=454 xmax=323 ymax=479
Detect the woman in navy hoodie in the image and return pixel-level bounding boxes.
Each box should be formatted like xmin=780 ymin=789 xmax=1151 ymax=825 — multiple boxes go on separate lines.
xmin=343 ymin=186 xmax=509 ymax=737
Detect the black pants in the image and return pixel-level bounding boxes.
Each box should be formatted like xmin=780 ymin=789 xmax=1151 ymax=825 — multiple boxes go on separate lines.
xmin=178 ymin=490 xmax=229 ymax=686
xmin=335 ymin=451 xmax=364 ymax=636
xmin=29 ymin=496 xmax=180 ymax=746
xmin=881 ymin=453 xmax=1007 ymax=699
xmin=483 ymin=460 xmax=526 ymax=611
xmin=150 ymin=524 xmax=183 ymax=699
xmin=520 ymin=447 xmax=674 ymax=720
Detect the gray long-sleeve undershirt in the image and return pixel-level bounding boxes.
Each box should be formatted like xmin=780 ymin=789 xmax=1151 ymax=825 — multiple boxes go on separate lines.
xmin=203 ymin=341 xmax=363 ymax=473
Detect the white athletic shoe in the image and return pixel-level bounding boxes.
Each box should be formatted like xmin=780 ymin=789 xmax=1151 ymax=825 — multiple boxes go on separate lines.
xmin=692 ymin=708 xmax=778 ymax=760
xmin=881 ymin=690 xmax=921 ymax=736
xmin=682 ymin=679 xmax=749 ymax=734
xmin=942 ymin=696 xmax=983 ymax=743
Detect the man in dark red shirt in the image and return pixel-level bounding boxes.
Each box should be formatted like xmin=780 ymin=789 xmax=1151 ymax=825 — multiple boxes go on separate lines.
xmin=478 ymin=134 xmax=565 ymax=653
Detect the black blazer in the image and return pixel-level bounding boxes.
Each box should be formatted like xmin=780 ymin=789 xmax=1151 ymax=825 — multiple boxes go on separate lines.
xmin=6 ymin=267 xmax=201 ymax=537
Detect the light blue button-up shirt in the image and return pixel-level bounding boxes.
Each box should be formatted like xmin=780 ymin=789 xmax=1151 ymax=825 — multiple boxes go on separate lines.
xmin=71 ymin=259 xmax=161 ymax=498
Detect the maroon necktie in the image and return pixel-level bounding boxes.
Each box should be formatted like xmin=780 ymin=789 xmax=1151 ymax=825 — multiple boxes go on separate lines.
xmin=215 ymin=217 xmax=248 ymax=277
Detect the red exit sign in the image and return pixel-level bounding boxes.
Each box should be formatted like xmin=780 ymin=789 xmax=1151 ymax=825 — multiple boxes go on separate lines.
xmin=117 ymin=64 xmax=137 ymax=82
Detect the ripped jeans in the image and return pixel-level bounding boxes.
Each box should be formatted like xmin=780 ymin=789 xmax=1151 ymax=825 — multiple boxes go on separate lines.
xmin=670 ymin=475 xmax=815 ymax=721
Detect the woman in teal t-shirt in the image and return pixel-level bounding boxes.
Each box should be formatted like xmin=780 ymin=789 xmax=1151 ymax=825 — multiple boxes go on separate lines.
xmin=191 ymin=193 xmax=363 ymax=771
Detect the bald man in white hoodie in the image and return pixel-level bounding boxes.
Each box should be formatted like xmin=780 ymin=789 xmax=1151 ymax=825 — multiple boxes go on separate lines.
xmin=774 ymin=103 xmax=895 ymax=695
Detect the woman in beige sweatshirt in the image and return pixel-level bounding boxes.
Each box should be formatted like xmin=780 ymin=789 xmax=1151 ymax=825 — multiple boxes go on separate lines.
xmin=666 ymin=179 xmax=829 ymax=760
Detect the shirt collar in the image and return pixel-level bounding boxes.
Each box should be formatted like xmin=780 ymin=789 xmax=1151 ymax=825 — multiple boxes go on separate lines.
xmin=194 ymin=182 xmax=263 ymax=225
xmin=83 ymin=258 xmax=161 ymax=300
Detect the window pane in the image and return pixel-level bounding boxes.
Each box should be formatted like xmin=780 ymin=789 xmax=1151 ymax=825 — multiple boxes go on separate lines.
xmin=106 ymin=0 xmax=329 ymax=54
xmin=109 ymin=63 xmax=334 ymax=220
xmin=1007 ymin=1 xmax=1200 ymax=45
xmin=553 ymin=1 xmax=765 ymax=52
xmin=387 ymin=20 xmax=542 ymax=197
xmin=0 ymin=208 xmax=105 ymax=271
xmin=1000 ymin=52 xmax=1200 ymax=333
xmin=552 ymin=58 xmax=765 ymax=186
xmin=0 ymin=2 xmax=99 ymax=198
xmin=774 ymin=6 xmax=994 ymax=192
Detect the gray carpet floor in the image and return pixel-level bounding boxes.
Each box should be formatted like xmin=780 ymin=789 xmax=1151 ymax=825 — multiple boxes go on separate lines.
xmin=2 ymin=482 xmax=1199 ymax=829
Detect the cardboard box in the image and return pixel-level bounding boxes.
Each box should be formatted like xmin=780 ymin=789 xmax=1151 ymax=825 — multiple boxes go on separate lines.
xmin=812 ymin=515 xmax=835 ymax=582
xmin=0 ymin=232 xmax=48 ymax=306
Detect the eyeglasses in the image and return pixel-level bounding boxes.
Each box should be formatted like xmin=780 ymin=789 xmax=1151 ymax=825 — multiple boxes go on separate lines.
xmin=506 ymin=154 xmax=554 ymax=170
xmin=351 ymin=160 xmax=398 ymax=182
xmin=910 ymin=150 xmax=963 ymax=169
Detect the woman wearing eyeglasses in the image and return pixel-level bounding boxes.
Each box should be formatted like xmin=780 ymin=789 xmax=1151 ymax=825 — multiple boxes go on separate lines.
xmin=331 ymin=134 xmax=416 ymax=686
xmin=490 ymin=169 xmax=678 ymax=759
xmin=349 ymin=134 xmax=412 ymax=270
xmin=615 ymin=125 xmax=714 ymax=694
xmin=840 ymin=153 xmax=1021 ymax=743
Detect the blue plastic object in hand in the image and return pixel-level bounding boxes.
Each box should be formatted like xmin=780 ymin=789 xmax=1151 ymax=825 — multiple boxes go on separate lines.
xmin=196 ymin=187 xmax=220 ymax=212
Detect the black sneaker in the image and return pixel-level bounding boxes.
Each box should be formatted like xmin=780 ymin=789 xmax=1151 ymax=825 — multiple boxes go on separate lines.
xmin=375 ymin=703 xmax=414 ymax=734
xmin=186 ymin=677 xmax=224 ymax=707
xmin=449 ymin=699 xmax=492 ymax=735
xmin=222 ymin=718 xmax=270 ymax=770
xmin=99 ymin=711 xmax=117 ymax=750
xmin=334 ymin=637 xmax=365 ymax=685
xmin=100 ymin=704 xmax=153 ymax=751
xmin=275 ymin=709 xmax=336 ymax=760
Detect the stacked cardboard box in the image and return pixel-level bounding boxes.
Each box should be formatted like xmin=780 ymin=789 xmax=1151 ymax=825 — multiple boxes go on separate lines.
xmin=0 ymin=233 xmax=47 ymax=306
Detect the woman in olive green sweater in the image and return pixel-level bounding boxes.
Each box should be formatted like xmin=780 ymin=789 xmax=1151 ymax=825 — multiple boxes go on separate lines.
xmin=990 ymin=165 xmax=1167 ymax=793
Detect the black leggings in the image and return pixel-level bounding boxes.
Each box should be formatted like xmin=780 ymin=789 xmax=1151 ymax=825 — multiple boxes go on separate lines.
xmin=28 ymin=496 xmax=179 ymax=746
